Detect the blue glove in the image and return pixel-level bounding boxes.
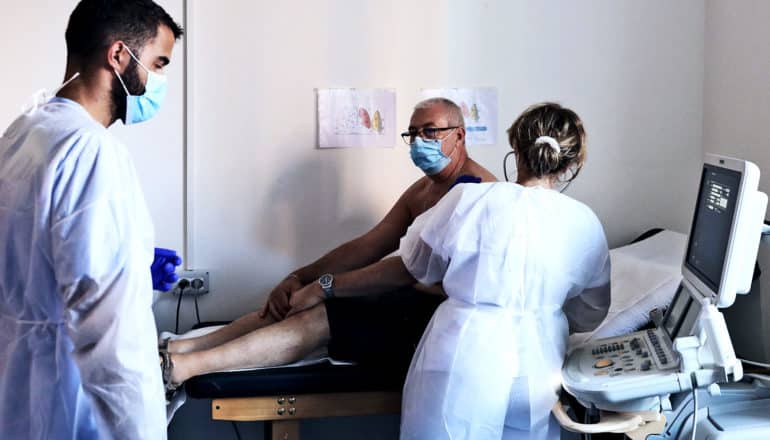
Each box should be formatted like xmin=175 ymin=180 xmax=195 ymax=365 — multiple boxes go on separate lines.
xmin=151 ymin=248 xmax=182 ymax=292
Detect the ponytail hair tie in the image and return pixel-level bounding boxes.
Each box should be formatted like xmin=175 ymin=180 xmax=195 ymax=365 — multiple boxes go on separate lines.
xmin=535 ymin=136 xmax=561 ymax=153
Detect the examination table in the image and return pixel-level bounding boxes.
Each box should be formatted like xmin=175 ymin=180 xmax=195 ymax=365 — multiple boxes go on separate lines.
xmin=183 ymin=229 xmax=687 ymax=440
xmin=184 ymin=341 xmax=407 ymax=439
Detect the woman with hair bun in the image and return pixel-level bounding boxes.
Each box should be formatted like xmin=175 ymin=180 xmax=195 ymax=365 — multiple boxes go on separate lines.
xmin=398 ymin=102 xmax=611 ymax=439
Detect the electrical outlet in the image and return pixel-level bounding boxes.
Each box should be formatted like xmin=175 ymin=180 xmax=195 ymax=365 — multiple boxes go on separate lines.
xmin=174 ymin=270 xmax=210 ymax=295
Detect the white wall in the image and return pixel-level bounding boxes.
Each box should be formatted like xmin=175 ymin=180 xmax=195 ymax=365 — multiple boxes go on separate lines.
xmin=1 ymin=1 xmax=711 ymax=439
xmin=0 ymin=0 xmax=706 ymax=329
xmin=178 ymin=0 xmax=706 ymax=332
xmin=0 ymin=0 xmax=186 ymax=256
xmin=704 ymin=0 xmax=770 ymax=193
xmin=0 ymin=0 xmax=186 ymax=334
xmin=171 ymin=4 xmax=706 ymax=435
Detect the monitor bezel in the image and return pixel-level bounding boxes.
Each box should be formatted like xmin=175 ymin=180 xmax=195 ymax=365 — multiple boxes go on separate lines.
xmin=681 ymin=154 xmax=756 ymax=306
xmin=662 ymin=284 xmax=693 ymax=339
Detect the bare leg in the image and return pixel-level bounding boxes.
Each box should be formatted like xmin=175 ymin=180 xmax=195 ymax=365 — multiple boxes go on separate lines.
xmin=168 ymin=308 xmax=277 ymax=354
xmin=170 ymin=303 xmax=331 ymax=384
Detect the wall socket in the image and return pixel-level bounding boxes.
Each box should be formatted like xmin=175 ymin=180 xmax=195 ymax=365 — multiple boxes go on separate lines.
xmin=174 ymin=270 xmax=210 ymax=296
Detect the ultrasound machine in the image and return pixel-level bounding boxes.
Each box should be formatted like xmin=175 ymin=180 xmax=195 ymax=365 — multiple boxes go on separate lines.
xmin=555 ymin=154 xmax=770 ymax=439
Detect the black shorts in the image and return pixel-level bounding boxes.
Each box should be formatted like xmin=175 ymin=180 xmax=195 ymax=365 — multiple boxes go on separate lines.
xmin=325 ymin=287 xmax=444 ymax=369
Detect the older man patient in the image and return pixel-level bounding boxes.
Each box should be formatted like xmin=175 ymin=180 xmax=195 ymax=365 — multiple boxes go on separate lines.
xmin=160 ymin=97 xmax=497 ymax=387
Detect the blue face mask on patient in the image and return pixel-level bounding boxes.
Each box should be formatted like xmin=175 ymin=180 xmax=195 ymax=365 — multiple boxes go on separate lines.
xmin=410 ymin=137 xmax=451 ymax=175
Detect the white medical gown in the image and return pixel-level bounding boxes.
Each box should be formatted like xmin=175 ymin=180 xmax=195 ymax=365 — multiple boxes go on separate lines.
xmin=0 ymin=98 xmax=166 ymax=439
xmin=399 ymin=182 xmax=611 ymax=440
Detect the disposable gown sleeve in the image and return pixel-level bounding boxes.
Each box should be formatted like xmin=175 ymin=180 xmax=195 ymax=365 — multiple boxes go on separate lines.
xmin=49 ymin=134 xmax=165 ymax=439
xmin=564 ymin=226 xmax=612 ymax=334
xmin=399 ymin=186 xmax=465 ymax=285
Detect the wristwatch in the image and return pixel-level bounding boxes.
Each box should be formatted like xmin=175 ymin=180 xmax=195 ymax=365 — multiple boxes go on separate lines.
xmin=318 ymin=273 xmax=334 ymax=299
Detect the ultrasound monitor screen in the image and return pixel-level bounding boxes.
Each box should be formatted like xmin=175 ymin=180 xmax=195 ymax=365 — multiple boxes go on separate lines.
xmin=684 ymin=164 xmax=742 ymax=292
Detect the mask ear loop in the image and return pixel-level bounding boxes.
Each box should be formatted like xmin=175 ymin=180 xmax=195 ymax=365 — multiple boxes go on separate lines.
xmin=113 ymin=68 xmax=131 ymax=96
xmin=439 ymin=127 xmax=460 ymax=159
xmin=503 ymin=150 xmax=516 ymax=182
xmin=112 ymin=43 xmax=151 ymax=98
xmin=123 ymin=44 xmax=152 ymax=75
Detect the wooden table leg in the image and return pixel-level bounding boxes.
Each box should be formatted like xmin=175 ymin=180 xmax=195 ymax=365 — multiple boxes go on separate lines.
xmin=266 ymin=420 xmax=300 ymax=440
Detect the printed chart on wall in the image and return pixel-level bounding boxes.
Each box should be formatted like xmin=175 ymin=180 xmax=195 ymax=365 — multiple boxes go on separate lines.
xmin=317 ymin=88 xmax=396 ymax=148
xmin=420 ymin=88 xmax=498 ymax=145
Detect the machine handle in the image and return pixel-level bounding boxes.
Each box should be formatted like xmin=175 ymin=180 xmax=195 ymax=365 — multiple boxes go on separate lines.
xmin=552 ymin=401 xmax=645 ymax=434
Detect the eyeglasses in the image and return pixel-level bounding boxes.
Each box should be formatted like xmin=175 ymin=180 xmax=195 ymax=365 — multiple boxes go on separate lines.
xmin=400 ymin=126 xmax=459 ymax=145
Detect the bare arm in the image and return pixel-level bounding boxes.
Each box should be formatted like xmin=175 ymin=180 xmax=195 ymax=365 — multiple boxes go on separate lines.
xmin=334 ymin=256 xmax=417 ymax=297
xmin=287 ymin=256 xmax=417 ymax=316
xmin=262 ymin=180 xmax=422 ymax=320
xmin=293 ymin=188 xmax=417 ymax=283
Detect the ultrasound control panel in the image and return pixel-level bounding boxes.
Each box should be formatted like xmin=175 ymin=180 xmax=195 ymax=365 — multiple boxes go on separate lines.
xmin=561 ymin=326 xmax=688 ymax=412
xmin=562 ymin=285 xmax=708 ymax=411
xmin=586 ymin=328 xmax=679 ymax=380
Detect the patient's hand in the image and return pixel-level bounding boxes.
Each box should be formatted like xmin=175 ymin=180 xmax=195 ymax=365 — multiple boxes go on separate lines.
xmin=260 ymin=275 xmax=303 ymax=321
xmin=286 ymin=283 xmax=325 ymax=318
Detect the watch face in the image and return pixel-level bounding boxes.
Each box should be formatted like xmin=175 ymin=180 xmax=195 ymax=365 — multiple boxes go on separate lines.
xmin=319 ymin=274 xmax=333 ymax=287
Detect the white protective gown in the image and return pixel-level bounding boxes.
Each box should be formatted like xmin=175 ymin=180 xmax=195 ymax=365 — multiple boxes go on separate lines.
xmin=399 ymin=182 xmax=611 ymax=440
xmin=0 ymin=98 xmax=166 ymax=439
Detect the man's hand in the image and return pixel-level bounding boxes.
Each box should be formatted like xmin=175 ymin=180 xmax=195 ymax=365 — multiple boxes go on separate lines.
xmin=286 ymin=282 xmax=326 ymax=317
xmin=259 ymin=275 xmax=303 ymax=321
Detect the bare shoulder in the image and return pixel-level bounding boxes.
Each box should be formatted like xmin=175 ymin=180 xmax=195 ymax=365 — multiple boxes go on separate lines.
xmin=399 ymin=176 xmax=435 ymax=219
xmin=402 ymin=176 xmax=432 ymax=199
xmin=464 ymin=159 xmax=497 ymax=182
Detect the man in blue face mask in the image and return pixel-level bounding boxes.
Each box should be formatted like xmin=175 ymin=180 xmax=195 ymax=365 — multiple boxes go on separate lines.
xmin=406 ymin=98 xmax=468 ymax=176
xmin=0 ymin=1 xmax=182 ymax=439
xmin=159 ymin=98 xmax=497 ymax=390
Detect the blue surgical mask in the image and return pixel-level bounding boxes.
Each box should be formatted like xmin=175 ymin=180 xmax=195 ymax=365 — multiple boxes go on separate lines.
xmin=114 ymin=46 xmax=167 ymax=125
xmin=410 ymin=137 xmax=451 ymax=175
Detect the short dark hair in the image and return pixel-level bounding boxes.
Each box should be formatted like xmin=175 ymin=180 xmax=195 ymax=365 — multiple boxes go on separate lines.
xmin=65 ymin=0 xmax=183 ymax=65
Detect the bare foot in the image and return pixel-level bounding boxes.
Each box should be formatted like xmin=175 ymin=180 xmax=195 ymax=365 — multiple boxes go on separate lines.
xmin=169 ymin=352 xmax=190 ymax=384
xmin=167 ymin=338 xmax=196 ymax=354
